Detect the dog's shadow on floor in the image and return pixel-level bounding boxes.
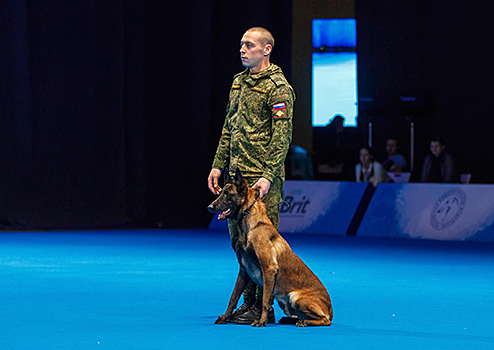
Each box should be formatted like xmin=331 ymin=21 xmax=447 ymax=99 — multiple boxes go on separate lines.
xmin=203 ymin=315 xmax=332 ymax=327
xmin=202 ymin=317 xmax=494 ymax=342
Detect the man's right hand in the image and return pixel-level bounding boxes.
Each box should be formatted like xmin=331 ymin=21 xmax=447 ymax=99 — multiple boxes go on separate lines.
xmin=208 ymin=168 xmax=222 ymax=195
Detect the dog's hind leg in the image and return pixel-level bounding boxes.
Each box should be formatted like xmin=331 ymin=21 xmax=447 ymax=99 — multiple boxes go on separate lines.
xmin=215 ymin=267 xmax=250 ymax=324
xmin=291 ymin=296 xmax=332 ymax=327
xmin=296 ymin=317 xmax=332 ymax=327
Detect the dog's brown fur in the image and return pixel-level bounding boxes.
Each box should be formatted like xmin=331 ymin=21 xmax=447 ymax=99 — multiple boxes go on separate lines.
xmin=208 ymin=169 xmax=333 ymax=327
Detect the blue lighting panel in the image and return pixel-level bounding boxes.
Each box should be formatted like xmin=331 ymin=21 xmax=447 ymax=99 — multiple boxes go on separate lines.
xmin=312 ymin=19 xmax=357 ymax=48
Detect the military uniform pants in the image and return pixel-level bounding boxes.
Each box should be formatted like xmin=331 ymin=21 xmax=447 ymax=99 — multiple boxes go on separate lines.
xmin=227 ymin=176 xmax=283 ymax=303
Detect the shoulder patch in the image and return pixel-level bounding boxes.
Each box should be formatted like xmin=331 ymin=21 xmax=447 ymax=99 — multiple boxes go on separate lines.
xmin=251 ymin=86 xmax=268 ymax=94
xmin=273 ymin=102 xmax=287 ymax=119
xmin=231 ymin=84 xmax=241 ymax=89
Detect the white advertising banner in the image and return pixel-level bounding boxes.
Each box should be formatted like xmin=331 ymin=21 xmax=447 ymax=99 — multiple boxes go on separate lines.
xmin=357 ymin=183 xmax=494 ymax=242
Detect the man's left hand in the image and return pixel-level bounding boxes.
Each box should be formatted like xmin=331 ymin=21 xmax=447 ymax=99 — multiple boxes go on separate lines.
xmin=252 ymin=177 xmax=271 ymax=198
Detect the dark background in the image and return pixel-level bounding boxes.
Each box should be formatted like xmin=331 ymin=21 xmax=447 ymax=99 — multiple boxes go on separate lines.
xmin=1 ymin=0 xmax=492 ymax=230
xmin=1 ymin=0 xmax=292 ymax=230
xmin=355 ymin=1 xmax=493 ymax=182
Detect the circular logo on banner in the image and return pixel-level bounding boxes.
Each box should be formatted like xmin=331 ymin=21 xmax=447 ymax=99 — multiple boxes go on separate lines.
xmin=430 ymin=188 xmax=466 ymax=230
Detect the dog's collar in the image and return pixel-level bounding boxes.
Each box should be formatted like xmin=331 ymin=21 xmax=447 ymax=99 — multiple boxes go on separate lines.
xmin=237 ymin=189 xmax=260 ymax=220
xmin=241 ymin=201 xmax=256 ymax=218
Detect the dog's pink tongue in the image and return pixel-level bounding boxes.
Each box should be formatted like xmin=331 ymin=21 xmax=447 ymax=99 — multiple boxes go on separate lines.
xmin=218 ymin=209 xmax=231 ymax=220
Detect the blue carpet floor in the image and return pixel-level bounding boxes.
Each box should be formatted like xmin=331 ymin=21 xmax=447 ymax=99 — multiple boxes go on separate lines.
xmin=1 ymin=229 xmax=493 ymax=349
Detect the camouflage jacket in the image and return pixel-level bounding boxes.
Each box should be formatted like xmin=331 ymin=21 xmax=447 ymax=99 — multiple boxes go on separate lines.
xmin=212 ymin=64 xmax=295 ymax=182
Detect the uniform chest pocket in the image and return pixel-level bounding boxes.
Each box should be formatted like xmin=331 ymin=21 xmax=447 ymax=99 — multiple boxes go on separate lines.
xmin=247 ymin=87 xmax=269 ymax=118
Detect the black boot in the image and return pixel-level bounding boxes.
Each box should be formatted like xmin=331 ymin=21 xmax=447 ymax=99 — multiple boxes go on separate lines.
xmin=230 ymin=300 xmax=275 ymax=325
xmin=226 ymin=300 xmax=254 ymax=322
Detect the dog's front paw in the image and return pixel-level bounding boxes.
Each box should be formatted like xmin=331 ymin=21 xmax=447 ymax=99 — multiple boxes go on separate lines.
xmin=296 ymin=320 xmax=310 ymax=327
xmin=251 ymin=319 xmax=267 ymax=327
xmin=214 ymin=315 xmax=229 ymax=324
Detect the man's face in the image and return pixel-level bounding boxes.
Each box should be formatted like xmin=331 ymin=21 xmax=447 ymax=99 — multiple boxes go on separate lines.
xmin=386 ymin=139 xmax=398 ymax=156
xmin=240 ymin=31 xmax=268 ymax=72
xmin=430 ymin=141 xmax=445 ymax=158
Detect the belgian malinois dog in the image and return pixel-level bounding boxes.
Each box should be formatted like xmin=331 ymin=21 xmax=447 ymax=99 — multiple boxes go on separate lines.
xmin=208 ymin=169 xmax=333 ymax=327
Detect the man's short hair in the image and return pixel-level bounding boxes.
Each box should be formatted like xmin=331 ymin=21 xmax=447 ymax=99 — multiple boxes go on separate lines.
xmin=387 ymin=137 xmax=400 ymax=145
xmin=431 ymin=136 xmax=446 ymax=146
xmin=247 ymin=27 xmax=275 ymax=48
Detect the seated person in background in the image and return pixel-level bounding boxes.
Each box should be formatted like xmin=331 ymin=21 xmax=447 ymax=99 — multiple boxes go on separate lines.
xmin=313 ymin=115 xmax=358 ymax=181
xmin=382 ymin=137 xmax=407 ymax=172
xmin=420 ymin=136 xmax=458 ymax=183
xmin=313 ymin=115 xmax=345 ymax=180
xmin=286 ymin=144 xmax=314 ymax=180
xmin=355 ymin=146 xmax=390 ymax=187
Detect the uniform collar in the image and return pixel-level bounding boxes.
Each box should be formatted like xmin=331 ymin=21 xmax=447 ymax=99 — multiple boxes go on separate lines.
xmin=242 ymin=64 xmax=279 ymax=86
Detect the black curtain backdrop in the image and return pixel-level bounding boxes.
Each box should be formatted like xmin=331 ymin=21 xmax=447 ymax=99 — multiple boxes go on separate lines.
xmin=356 ymin=1 xmax=494 ymax=182
xmin=0 ymin=0 xmax=292 ymax=230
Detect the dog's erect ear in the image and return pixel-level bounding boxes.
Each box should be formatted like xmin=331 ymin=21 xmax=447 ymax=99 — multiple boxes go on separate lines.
xmin=234 ymin=168 xmax=247 ymax=194
xmin=234 ymin=168 xmax=243 ymax=185
xmin=223 ymin=167 xmax=231 ymax=185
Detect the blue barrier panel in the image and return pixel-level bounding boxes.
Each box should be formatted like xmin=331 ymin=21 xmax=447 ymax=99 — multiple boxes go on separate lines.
xmin=209 ymin=180 xmax=374 ymax=236
xmin=356 ymin=183 xmax=494 ymax=242
xmin=279 ymin=181 xmax=372 ymax=236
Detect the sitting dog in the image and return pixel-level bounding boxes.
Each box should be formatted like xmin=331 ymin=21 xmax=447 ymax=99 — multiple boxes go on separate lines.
xmin=208 ymin=169 xmax=333 ymax=327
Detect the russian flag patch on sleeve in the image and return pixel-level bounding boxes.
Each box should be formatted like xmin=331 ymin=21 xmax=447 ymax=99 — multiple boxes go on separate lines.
xmin=272 ymin=102 xmax=287 ymax=119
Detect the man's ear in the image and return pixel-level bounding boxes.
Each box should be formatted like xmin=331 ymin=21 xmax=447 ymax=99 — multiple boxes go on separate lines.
xmin=263 ymin=44 xmax=272 ymax=56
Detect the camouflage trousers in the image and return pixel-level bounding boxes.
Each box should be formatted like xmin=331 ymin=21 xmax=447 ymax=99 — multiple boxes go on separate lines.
xmin=227 ymin=176 xmax=283 ymax=303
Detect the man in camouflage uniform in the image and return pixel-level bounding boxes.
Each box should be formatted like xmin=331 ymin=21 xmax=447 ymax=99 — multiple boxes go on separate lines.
xmin=207 ymin=27 xmax=295 ymax=324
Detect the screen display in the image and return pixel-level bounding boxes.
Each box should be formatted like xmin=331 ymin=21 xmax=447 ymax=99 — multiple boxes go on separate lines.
xmin=312 ymin=52 xmax=357 ymax=126
xmin=312 ymin=19 xmax=357 ymax=127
